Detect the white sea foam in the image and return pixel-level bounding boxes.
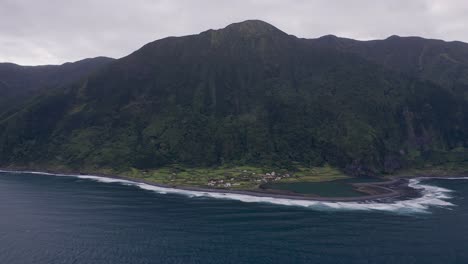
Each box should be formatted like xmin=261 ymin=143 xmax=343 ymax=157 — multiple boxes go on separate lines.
xmin=1 ymin=169 xmax=466 ymax=213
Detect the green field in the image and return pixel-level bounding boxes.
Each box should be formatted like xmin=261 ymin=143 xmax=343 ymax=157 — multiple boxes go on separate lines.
xmin=115 ymin=164 xmax=350 ymax=190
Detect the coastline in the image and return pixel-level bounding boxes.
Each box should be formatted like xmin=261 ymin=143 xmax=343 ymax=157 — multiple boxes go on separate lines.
xmin=1 ymin=167 xmax=458 ymax=202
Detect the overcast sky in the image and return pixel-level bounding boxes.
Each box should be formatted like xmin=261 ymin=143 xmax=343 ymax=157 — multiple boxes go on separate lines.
xmin=1 ymin=0 xmax=468 ymax=65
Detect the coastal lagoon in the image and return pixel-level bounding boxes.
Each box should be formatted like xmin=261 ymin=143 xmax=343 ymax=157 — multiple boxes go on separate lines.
xmin=1 ymin=171 xmax=468 ymax=263
xmin=264 ymin=177 xmax=385 ymax=197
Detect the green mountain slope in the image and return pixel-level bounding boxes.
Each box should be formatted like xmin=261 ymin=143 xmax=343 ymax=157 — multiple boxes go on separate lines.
xmin=0 ymin=20 xmax=466 ymax=176
xmin=0 ymin=57 xmax=114 ymax=113
xmin=314 ymin=35 xmax=468 ymax=100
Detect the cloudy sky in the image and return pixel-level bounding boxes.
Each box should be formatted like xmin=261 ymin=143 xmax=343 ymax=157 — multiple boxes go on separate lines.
xmin=1 ymin=0 xmax=468 ymax=65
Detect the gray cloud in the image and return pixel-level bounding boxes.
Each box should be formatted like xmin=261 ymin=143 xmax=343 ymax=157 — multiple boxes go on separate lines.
xmin=1 ymin=0 xmax=468 ymax=65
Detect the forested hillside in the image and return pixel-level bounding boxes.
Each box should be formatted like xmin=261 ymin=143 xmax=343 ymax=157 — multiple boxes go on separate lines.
xmin=0 ymin=57 xmax=114 ymax=113
xmin=0 ymin=20 xmax=466 ymax=176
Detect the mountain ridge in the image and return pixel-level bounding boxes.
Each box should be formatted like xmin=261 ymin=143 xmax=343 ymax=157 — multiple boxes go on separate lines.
xmin=0 ymin=56 xmax=114 ymax=113
xmin=0 ymin=20 xmax=466 ymax=176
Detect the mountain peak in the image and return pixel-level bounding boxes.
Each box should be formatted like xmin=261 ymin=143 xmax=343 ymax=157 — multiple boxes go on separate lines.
xmin=386 ymin=35 xmax=401 ymax=40
xmin=220 ymin=20 xmax=286 ymax=36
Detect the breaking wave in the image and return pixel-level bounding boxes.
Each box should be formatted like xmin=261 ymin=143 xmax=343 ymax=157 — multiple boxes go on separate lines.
xmin=2 ymin=170 xmax=467 ymax=214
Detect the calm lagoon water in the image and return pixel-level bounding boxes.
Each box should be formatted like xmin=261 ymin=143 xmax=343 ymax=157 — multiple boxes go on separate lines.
xmin=264 ymin=177 xmax=385 ymax=197
xmin=1 ymin=171 xmax=468 ymax=264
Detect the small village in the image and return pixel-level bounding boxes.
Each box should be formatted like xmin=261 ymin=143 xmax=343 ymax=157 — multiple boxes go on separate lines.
xmin=206 ymin=170 xmax=292 ymax=188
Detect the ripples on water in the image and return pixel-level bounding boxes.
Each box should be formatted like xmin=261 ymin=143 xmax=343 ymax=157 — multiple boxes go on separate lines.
xmin=1 ymin=171 xmax=468 ymax=264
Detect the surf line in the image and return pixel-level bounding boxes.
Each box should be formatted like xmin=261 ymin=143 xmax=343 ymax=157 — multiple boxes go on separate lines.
xmin=1 ymin=169 xmax=466 ymax=213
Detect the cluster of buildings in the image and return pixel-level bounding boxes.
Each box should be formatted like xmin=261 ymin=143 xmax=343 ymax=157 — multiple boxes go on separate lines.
xmin=206 ymin=171 xmax=292 ymax=188
xmin=207 ymin=178 xmax=240 ymax=188
xmin=261 ymin=171 xmax=291 ymax=182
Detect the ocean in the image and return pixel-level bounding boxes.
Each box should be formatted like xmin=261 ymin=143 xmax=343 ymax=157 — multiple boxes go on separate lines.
xmin=1 ymin=171 xmax=467 ymax=264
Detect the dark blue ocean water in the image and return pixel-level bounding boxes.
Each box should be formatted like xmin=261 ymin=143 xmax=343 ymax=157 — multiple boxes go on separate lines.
xmin=1 ymin=172 xmax=467 ymax=264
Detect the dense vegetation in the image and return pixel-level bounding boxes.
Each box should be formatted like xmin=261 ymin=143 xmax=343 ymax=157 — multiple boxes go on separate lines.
xmin=0 ymin=20 xmax=467 ymax=176
xmin=0 ymin=57 xmax=113 ymax=113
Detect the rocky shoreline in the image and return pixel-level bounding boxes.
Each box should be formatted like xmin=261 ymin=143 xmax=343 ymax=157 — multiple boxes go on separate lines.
xmin=2 ymin=167 xmax=454 ymax=202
